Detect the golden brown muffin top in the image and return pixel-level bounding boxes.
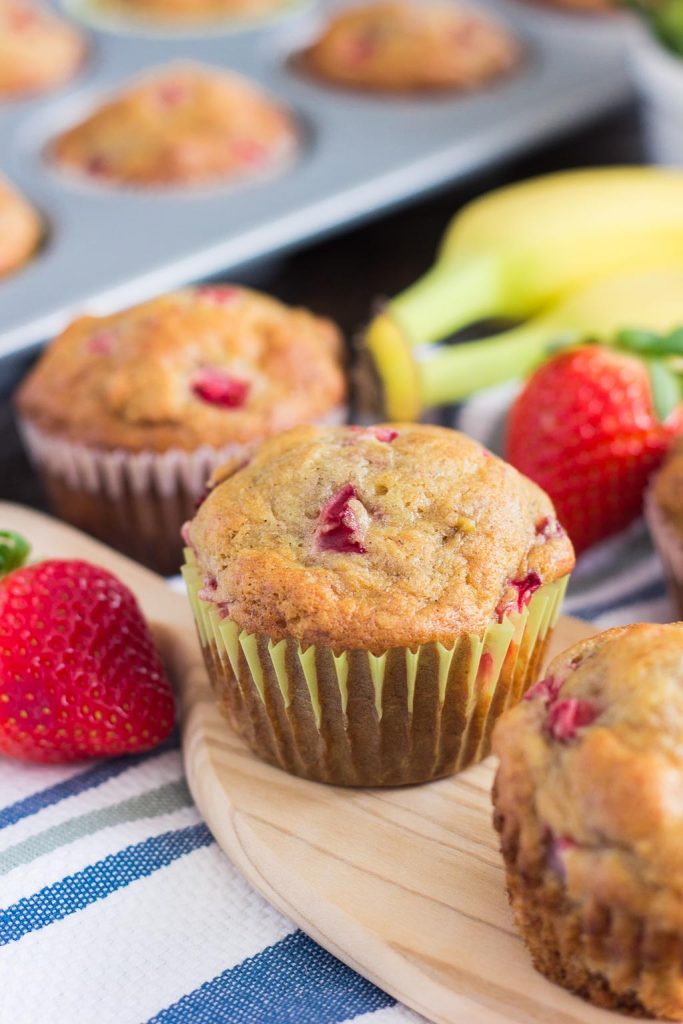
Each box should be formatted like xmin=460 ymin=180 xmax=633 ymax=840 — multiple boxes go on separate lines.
xmin=187 ymin=423 xmax=574 ymax=650
xmin=300 ymin=0 xmax=520 ymax=94
xmin=49 ymin=63 xmax=297 ymax=188
xmin=651 ymin=438 xmax=683 ymax=535
xmin=102 ymin=0 xmax=286 ymax=21
xmin=0 ymin=175 xmax=42 ymax=278
xmin=494 ymin=623 xmax=683 ymax=922
xmin=16 ymin=286 xmax=346 ymax=453
xmin=0 ymin=0 xmax=84 ymax=99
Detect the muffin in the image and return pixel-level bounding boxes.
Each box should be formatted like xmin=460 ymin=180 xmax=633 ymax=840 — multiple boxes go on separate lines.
xmin=183 ymin=423 xmax=574 ymax=786
xmin=0 ymin=175 xmax=41 ymax=278
xmin=99 ymin=0 xmax=288 ymax=24
xmin=493 ymin=623 xmax=683 ymax=1019
xmin=16 ymin=286 xmax=346 ymax=575
xmin=299 ymin=1 xmax=521 ymax=95
xmin=49 ymin=63 xmax=298 ymax=189
xmin=646 ymin=440 xmax=683 ymax=617
xmin=0 ymin=0 xmax=84 ymax=100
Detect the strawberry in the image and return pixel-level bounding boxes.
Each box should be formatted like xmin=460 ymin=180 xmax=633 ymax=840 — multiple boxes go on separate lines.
xmin=0 ymin=534 xmax=175 ymax=763
xmin=506 ymin=341 xmax=683 ymax=554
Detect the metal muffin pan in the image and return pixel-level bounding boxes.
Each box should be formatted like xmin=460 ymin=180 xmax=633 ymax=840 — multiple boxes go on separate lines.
xmin=0 ymin=0 xmax=633 ymax=364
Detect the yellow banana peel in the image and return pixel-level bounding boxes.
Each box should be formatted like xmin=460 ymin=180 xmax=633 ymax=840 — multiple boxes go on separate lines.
xmin=370 ymin=267 xmax=683 ymax=420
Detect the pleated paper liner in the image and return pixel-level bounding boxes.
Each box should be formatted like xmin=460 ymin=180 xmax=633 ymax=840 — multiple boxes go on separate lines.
xmin=18 ymin=407 xmax=347 ymax=577
xmin=183 ymin=551 xmax=569 ymax=786
xmin=645 ymin=490 xmax=683 ymax=620
xmin=494 ymin=805 xmax=674 ymax=1018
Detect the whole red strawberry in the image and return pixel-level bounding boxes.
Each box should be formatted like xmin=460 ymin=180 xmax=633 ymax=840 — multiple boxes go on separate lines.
xmin=0 ymin=536 xmax=175 ymax=763
xmin=506 ymin=344 xmax=683 ymax=554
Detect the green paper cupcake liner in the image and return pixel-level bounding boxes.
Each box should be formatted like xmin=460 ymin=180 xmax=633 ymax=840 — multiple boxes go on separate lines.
xmin=183 ymin=550 xmax=568 ymax=786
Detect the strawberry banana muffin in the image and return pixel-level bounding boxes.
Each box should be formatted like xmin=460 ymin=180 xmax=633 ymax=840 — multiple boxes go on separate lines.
xmin=183 ymin=423 xmax=574 ymax=786
xmin=16 ymin=286 xmax=346 ymax=575
xmin=493 ymin=623 xmax=683 ymax=1019
xmin=100 ymin=0 xmax=288 ymax=24
xmin=49 ymin=64 xmax=298 ymax=189
xmin=646 ymin=440 xmax=683 ymax=617
xmin=299 ymin=1 xmax=521 ymax=95
xmin=0 ymin=175 xmax=41 ymax=278
xmin=0 ymin=0 xmax=84 ymax=100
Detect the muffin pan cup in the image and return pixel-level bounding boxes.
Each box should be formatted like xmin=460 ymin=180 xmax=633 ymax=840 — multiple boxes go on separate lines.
xmin=0 ymin=0 xmax=634 ymax=367
xmin=183 ymin=550 xmax=569 ymax=786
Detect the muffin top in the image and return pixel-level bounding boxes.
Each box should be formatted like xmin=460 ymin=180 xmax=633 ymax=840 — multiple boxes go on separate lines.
xmin=494 ymin=623 xmax=683 ymax=920
xmin=300 ymin=1 xmax=520 ymax=94
xmin=187 ymin=423 xmax=574 ymax=650
xmin=0 ymin=175 xmax=41 ymax=278
xmin=49 ymin=64 xmax=297 ymax=188
xmin=102 ymin=0 xmax=287 ymax=21
xmin=0 ymin=0 xmax=84 ymax=99
xmin=16 ymin=286 xmax=346 ymax=452
xmin=650 ymin=438 xmax=683 ymax=534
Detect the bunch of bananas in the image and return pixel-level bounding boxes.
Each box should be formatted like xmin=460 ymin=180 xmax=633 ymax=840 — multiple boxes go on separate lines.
xmin=363 ymin=167 xmax=683 ymax=419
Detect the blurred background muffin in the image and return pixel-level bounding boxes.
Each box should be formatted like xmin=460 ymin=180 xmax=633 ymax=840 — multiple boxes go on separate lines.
xmin=299 ymin=0 xmax=521 ymax=94
xmin=49 ymin=63 xmax=298 ymax=188
xmin=0 ymin=0 xmax=85 ymax=99
xmin=493 ymin=623 xmax=683 ymax=1019
xmin=15 ymin=285 xmax=346 ymax=575
xmin=0 ymin=175 xmax=42 ymax=278
xmin=184 ymin=422 xmax=574 ymax=786
xmin=97 ymin=0 xmax=291 ymax=23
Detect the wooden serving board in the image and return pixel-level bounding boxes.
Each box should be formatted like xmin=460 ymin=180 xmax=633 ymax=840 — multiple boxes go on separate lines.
xmin=1 ymin=503 xmax=622 ymax=1024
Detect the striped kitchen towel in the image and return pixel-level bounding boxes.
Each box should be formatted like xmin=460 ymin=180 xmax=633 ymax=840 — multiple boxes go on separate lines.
xmin=0 ymin=384 xmax=675 ymax=1024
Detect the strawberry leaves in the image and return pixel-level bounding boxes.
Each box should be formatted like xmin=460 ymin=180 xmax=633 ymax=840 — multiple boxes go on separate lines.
xmin=0 ymin=532 xmax=30 ymax=577
xmin=616 ymin=326 xmax=683 ymax=423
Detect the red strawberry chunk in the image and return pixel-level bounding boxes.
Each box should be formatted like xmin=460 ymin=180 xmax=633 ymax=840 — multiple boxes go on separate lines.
xmin=87 ymin=331 xmax=115 ymax=355
xmin=548 ymin=833 xmax=578 ymax=878
xmin=546 ymin=698 xmax=597 ymax=742
xmin=192 ymin=369 xmax=250 ymax=408
xmin=373 ymin=428 xmax=398 ymax=442
xmin=316 ymin=484 xmax=368 ymax=554
xmin=524 ymin=674 xmax=562 ymax=703
xmin=231 ymin=140 xmax=268 ymax=165
xmin=157 ymin=81 xmax=188 ymax=107
xmin=536 ymin=516 xmax=565 ymax=542
xmin=197 ymin=285 xmax=240 ymax=305
xmin=0 ymin=560 xmax=175 ymax=763
xmin=496 ymin=571 xmax=542 ymax=622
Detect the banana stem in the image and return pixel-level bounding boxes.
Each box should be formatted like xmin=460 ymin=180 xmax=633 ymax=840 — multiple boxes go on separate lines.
xmin=416 ymin=321 xmax=580 ymax=406
xmin=389 ymin=253 xmax=507 ymax=348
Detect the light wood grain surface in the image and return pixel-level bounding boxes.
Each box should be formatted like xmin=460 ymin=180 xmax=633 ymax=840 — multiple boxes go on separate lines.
xmin=0 ymin=502 xmax=625 ymax=1024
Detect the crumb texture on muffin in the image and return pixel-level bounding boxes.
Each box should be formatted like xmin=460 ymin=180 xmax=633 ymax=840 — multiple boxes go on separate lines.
xmin=188 ymin=424 xmax=574 ymax=650
xmin=493 ymin=622 xmax=683 ymax=1019
xmin=49 ymin=63 xmax=298 ymax=187
xmin=0 ymin=175 xmax=41 ymax=278
xmin=301 ymin=0 xmax=520 ymax=94
xmin=101 ymin=0 xmax=288 ymax=21
xmin=0 ymin=0 xmax=84 ymax=99
xmin=16 ymin=286 xmax=346 ymax=452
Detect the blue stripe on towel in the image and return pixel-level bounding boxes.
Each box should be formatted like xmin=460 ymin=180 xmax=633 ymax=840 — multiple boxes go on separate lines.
xmin=147 ymin=930 xmax=395 ymax=1024
xmin=0 ymin=821 xmax=211 ymax=945
xmin=0 ymin=732 xmax=179 ymax=831
xmin=569 ymin=578 xmax=667 ymax=622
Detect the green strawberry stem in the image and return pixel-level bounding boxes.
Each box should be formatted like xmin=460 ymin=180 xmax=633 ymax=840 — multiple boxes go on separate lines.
xmin=0 ymin=532 xmax=30 ymax=577
xmin=416 ymin=321 xmax=581 ymax=406
xmin=389 ymin=253 xmax=508 ymax=348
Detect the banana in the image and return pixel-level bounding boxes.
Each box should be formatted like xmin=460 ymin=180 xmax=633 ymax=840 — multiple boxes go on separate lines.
xmin=365 ymin=167 xmax=683 ymax=411
xmin=369 ymin=267 xmax=683 ymax=419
